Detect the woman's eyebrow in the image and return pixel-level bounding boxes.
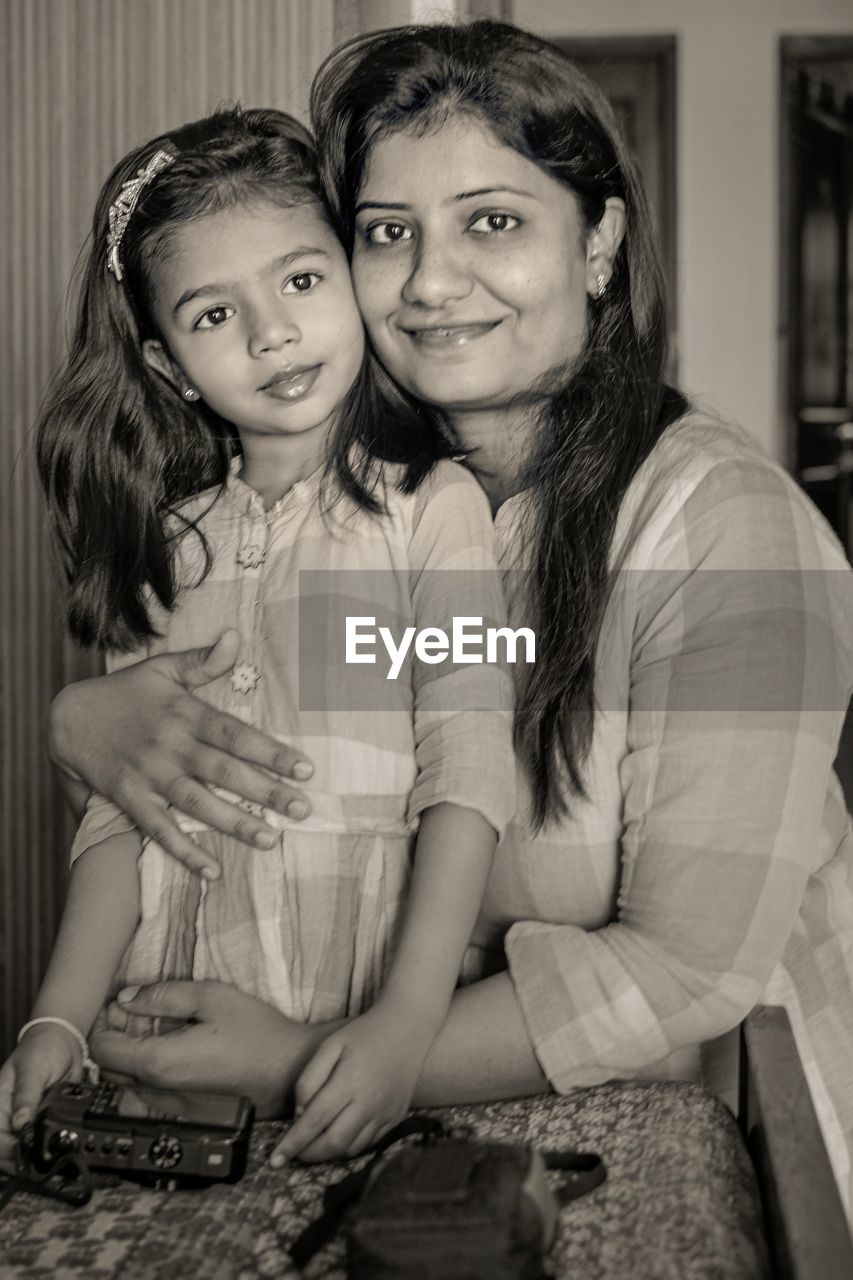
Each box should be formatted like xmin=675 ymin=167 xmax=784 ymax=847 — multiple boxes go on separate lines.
xmin=454 ymin=186 xmax=536 ymax=201
xmin=173 ymin=247 xmax=331 ymax=315
xmin=355 ymin=187 xmax=536 ymax=216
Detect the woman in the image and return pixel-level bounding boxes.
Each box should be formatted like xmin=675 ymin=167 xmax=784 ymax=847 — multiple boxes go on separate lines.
xmin=33 ymin=20 xmax=853 ymax=1210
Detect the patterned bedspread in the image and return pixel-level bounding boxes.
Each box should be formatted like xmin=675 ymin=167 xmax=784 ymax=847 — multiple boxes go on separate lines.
xmin=0 ymin=1083 xmax=768 ymax=1279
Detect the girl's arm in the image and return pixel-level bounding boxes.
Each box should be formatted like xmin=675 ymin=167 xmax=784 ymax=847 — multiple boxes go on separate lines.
xmin=379 ymin=804 xmax=496 ymax=1037
xmin=272 ymin=464 xmax=515 ymax=1162
xmin=0 ymin=832 xmax=141 ymax=1166
xmin=275 ymin=804 xmax=497 ymax=1162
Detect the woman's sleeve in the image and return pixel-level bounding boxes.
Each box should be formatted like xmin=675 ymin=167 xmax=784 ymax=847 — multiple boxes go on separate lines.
xmin=404 ymin=463 xmax=516 ymax=839
xmin=68 ymin=645 xmax=149 ymax=866
xmin=504 ymin=457 xmax=853 ymax=1089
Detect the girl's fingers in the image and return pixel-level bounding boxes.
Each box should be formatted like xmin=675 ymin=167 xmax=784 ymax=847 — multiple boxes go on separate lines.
xmin=11 ymin=1054 xmax=55 ymax=1131
xmin=270 ymin=1077 xmax=348 ymax=1167
xmin=294 ymin=1039 xmax=344 ymax=1112
xmin=345 ymin=1118 xmax=384 ymax=1158
xmin=291 ymin=1103 xmax=367 ymax=1164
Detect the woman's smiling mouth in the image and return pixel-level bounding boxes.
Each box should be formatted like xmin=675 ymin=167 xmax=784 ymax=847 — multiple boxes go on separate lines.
xmin=259 ymin=365 xmax=322 ymax=400
xmin=401 ymin=320 xmax=503 ymax=349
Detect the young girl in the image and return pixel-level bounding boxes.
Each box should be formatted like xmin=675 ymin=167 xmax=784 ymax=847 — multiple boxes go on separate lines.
xmin=0 ymin=108 xmax=514 ymax=1161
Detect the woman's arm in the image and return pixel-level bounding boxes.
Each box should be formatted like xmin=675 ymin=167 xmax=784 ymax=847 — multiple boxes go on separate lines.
xmin=484 ymin=457 xmax=853 ymax=1094
xmin=88 ymin=968 xmax=547 ymax=1149
xmin=0 ymin=833 xmax=141 ymax=1168
xmin=49 ymin=629 xmax=315 ymax=873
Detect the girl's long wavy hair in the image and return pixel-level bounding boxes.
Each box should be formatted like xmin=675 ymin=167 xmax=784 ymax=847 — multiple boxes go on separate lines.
xmin=311 ymin=20 xmax=688 ymax=828
xmin=37 ymin=106 xmax=447 ymax=652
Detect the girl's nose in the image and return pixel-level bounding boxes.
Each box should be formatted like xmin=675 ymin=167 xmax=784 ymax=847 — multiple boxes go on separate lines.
xmin=401 ymin=236 xmax=473 ymax=308
xmin=248 ymin=303 xmax=300 ymax=358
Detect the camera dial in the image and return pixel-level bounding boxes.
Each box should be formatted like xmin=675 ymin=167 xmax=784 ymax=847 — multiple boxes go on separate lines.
xmin=149 ymin=1134 xmax=183 ymax=1170
xmin=49 ymin=1128 xmax=80 ymax=1157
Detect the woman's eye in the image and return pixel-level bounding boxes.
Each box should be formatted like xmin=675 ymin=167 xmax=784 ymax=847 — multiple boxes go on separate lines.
xmin=283 ymin=272 xmax=321 ymax=293
xmin=195 ymin=305 xmax=234 ymax=330
xmin=364 ymin=221 xmax=413 ymax=246
xmin=469 ymin=212 xmax=521 ymax=235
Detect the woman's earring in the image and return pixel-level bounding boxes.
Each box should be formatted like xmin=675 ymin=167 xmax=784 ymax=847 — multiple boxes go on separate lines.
xmin=596 ymin=274 xmax=607 ymax=299
xmin=183 ymin=386 xmax=199 ymax=401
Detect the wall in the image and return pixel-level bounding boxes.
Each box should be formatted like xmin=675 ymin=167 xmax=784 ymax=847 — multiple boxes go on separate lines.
xmin=516 ymin=0 xmax=853 ymax=462
xmin=0 ymin=0 xmax=336 ymax=1056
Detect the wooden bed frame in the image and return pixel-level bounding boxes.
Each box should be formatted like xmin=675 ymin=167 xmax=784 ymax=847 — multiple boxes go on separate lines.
xmin=739 ymin=1006 xmax=853 ymax=1279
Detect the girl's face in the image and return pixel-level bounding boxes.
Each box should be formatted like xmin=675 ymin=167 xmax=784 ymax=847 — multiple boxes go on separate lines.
xmin=351 ymin=115 xmax=592 ymax=417
xmin=145 ymin=198 xmax=365 ymax=446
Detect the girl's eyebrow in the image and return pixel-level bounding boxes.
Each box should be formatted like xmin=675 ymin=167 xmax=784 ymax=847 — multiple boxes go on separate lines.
xmin=172 ymin=247 xmax=331 ymax=316
xmin=354 ymin=187 xmax=536 ymax=215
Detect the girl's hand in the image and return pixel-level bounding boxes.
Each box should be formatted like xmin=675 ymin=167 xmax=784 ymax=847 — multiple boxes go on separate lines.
xmin=49 ymin=629 xmax=314 ymax=876
xmin=0 ymin=1026 xmax=80 ymax=1173
xmin=90 ymin=981 xmax=331 ymax=1119
xmin=271 ymin=1006 xmax=427 ymax=1165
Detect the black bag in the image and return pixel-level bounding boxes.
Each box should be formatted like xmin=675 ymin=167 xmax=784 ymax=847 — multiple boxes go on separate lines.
xmin=290 ymin=1115 xmax=605 ymax=1279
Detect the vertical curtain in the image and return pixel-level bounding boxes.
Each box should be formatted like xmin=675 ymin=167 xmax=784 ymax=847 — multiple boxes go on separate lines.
xmin=0 ymin=0 xmax=335 ymax=1057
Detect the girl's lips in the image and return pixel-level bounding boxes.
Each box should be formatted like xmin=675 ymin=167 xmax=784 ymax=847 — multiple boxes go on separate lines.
xmin=402 ymin=320 xmax=503 ymax=349
xmin=259 ymin=365 xmax=321 ymax=400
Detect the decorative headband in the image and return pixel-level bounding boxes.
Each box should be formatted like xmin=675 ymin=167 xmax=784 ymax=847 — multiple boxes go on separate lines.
xmin=106 ymin=149 xmax=175 ymax=281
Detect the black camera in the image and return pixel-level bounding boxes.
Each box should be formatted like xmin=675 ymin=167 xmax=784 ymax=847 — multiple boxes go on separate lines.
xmin=28 ymin=1080 xmax=254 ymax=1187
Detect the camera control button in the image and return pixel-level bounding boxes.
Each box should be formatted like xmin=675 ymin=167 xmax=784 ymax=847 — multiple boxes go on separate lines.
xmin=49 ymin=1128 xmax=80 ymax=1157
xmin=116 ymin=1138 xmax=133 ymax=1156
xmin=149 ymin=1135 xmax=183 ymax=1170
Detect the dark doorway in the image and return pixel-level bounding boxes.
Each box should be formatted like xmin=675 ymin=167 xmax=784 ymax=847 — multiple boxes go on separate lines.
xmin=555 ymin=37 xmax=677 ymax=365
xmin=781 ymin=38 xmax=853 ymax=562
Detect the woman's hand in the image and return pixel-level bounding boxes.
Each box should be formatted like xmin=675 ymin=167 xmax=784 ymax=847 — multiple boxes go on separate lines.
xmin=90 ymin=981 xmax=330 ymax=1119
xmin=0 ymin=1026 xmax=80 ymax=1173
xmin=271 ymin=1004 xmax=428 ymax=1165
xmin=49 ymin=629 xmax=314 ymax=876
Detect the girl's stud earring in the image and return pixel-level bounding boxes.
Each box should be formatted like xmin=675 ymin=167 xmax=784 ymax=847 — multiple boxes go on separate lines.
xmin=596 ymin=274 xmax=607 ymax=299
xmin=183 ymin=386 xmax=199 ymax=401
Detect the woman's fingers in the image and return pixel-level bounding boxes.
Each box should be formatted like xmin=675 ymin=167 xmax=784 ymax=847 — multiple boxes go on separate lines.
xmin=90 ymin=1029 xmax=171 ymax=1087
xmin=174 ymin=747 xmax=312 ymax=823
xmin=193 ymin=709 xmax=314 ymax=790
xmin=157 ymin=629 xmax=242 ymax=691
xmin=115 ymin=979 xmax=214 ymax=1022
xmin=114 ymin=790 xmax=223 ymax=876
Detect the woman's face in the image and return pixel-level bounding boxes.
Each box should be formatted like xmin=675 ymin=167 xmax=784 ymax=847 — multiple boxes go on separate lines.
xmin=351 ymin=114 xmax=592 ymax=415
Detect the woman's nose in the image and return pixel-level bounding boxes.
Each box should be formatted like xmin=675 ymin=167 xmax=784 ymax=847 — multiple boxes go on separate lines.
xmin=401 ymin=237 xmax=473 ymax=308
xmin=248 ymin=303 xmax=300 ymax=358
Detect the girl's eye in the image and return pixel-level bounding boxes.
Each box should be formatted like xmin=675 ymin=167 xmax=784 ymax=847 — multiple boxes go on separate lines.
xmin=283 ymin=272 xmax=321 ymax=294
xmin=195 ymin=305 xmax=234 ymax=330
xmin=469 ymin=212 xmax=521 ymax=235
xmin=364 ymin=221 xmax=413 ymax=246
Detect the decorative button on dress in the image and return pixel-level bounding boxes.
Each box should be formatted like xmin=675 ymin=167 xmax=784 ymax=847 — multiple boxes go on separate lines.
xmin=72 ymin=459 xmax=515 ymax=1023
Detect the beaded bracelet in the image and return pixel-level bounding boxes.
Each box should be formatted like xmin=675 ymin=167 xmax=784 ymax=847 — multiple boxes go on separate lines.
xmin=18 ymin=1016 xmax=100 ymax=1083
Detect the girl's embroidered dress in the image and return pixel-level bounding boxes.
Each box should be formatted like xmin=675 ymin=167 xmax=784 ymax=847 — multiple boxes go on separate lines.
xmin=72 ymin=459 xmax=515 ymax=1022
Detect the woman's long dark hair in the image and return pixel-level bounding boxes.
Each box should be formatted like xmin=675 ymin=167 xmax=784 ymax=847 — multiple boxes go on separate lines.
xmin=37 ymin=106 xmax=446 ymax=652
xmin=311 ymin=20 xmax=688 ymax=828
